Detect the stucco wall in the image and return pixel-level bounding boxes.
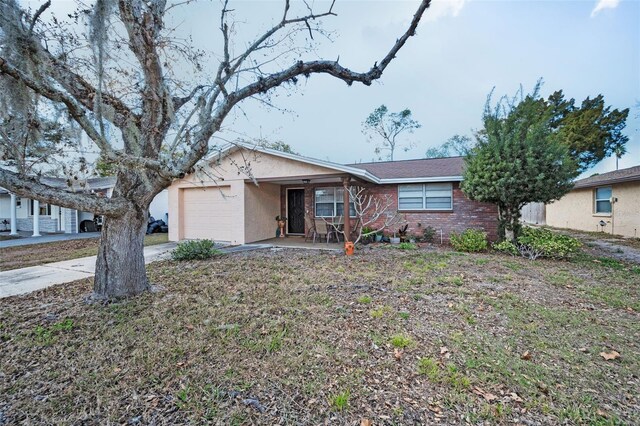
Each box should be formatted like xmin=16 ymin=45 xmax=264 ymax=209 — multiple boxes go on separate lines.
xmin=168 ymin=180 xmax=245 ymax=244
xmin=168 ymin=148 xmax=342 ymax=243
xmin=209 ymin=149 xmax=344 ymax=181
xmin=546 ymin=181 xmax=640 ymax=238
xmin=245 ymin=182 xmax=280 ymax=243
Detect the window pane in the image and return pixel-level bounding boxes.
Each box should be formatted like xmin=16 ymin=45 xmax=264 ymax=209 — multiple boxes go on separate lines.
xmin=315 ymin=188 xmax=335 ymax=203
xmin=595 ymin=187 xmax=612 ymax=200
xmin=426 ymin=197 xmax=452 ymax=210
xmin=425 ymin=189 xmax=452 ymax=198
xmin=399 ymin=184 xmax=423 ymax=210
xmin=315 ymin=188 xmax=335 ymax=217
xmin=596 ymin=200 xmax=611 ymax=213
xmin=399 ymin=198 xmax=423 ymax=210
xmin=425 ymin=183 xmax=452 ymax=191
xmin=425 ymin=183 xmax=452 ymax=198
xmin=315 ymin=203 xmax=334 ymax=217
xmin=398 ymin=184 xmax=423 ymax=197
xmin=336 ymin=202 xmax=356 ymax=217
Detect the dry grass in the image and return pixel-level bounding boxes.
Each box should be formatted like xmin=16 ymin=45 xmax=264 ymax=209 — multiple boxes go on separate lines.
xmin=0 ymin=247 xmax=638 ymax=425
xmin=0 ymin=233 xmax=168 ymax=271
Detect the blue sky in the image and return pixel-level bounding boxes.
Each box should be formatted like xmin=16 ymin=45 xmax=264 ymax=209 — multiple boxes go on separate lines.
xmin=211 ymin=0 xmax=639 ymax=177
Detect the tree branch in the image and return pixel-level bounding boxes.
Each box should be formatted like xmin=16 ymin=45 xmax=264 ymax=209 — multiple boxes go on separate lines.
xmin=0 ymin=168 xmax=130 ymax=216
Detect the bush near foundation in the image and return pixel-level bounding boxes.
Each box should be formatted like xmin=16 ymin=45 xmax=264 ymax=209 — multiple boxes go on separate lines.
xmin=172 ymin=239 xmax=221 ymax=261
xmin=516 ymin=227 xmax=581 ymax=260
xmin=450 ymin=229 xmax=488 ymax=252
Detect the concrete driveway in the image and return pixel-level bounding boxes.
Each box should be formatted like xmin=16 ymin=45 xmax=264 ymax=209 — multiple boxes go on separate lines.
xmin=0 ymin=242 xmax=176 ymax=298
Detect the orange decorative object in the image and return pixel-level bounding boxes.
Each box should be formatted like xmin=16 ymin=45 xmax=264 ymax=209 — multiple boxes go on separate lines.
xmin=344 ymin=241 xmax=354 ymax=256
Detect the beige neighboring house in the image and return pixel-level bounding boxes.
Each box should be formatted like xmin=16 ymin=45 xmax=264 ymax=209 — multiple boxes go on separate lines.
xmin=546 ymin=165 xmax=640 ymax=238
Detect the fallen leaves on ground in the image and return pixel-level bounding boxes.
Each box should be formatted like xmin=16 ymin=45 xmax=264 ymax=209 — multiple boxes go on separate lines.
xmin=1 ymin=247 xmax=638 ymax=424
xmin=599 ymin=350 xmax=621 ymax=361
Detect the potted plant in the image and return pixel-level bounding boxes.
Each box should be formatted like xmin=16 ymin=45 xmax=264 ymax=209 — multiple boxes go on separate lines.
xmin=361 ymin=226 xmax=374 ymax=244
xmin=275 ymin=215 xmax=287 ymax=238
xmin=389 ymin=231 xmax=401 ymax=245
xmin=397 ymin=224 xmax=409 ymax=242
xmin=375 ymin=231 xmax=383 ymax=243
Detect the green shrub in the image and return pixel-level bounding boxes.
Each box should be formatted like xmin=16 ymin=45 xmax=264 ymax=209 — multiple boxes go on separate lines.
xmin=493 ymin=240 xmax=518 ymax=256
xmin=422 ymin=226 xmax=436 ymax=243
xmin=172 ymin=239 xmax=221 ymax=261
xmin=450 ymin=229 xmax=488 ymax=252
xmin=517 ymin=228 xmax=581 ymax=259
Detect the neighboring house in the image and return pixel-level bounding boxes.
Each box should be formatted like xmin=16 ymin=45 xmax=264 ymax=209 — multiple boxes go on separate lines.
xmin=545 ymin=165 xmax=640 ymax=238
xmin=167 ymin=143 xmax=498 ymax=244
xmin=0 ymin=177 xmax=168 ymax=235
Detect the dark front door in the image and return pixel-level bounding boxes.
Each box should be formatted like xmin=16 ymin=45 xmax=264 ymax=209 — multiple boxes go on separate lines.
xmin=287 ymin=189 xmax=305 ymax=234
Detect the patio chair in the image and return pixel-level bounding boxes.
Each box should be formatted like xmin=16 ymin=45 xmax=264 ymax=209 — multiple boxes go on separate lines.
xmin=314 ymin=219 xmax=338 ymax=244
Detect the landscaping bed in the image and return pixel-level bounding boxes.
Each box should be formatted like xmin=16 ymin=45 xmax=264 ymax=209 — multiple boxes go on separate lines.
xmin=0 ymin=233 xmax=168 ymax=271
xmin=0 ymin=247 xmax=638 ymax=424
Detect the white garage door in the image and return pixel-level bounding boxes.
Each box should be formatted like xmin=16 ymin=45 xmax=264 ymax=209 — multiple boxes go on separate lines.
xmin=182 ymin=186 xmax=233 ymax=242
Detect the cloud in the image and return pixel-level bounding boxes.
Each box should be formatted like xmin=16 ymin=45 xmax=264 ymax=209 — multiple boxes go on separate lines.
xmin=425 ymin=0 xmax=467 ymax=21
xmin=591 ymin=0 xmax=620 ymax=17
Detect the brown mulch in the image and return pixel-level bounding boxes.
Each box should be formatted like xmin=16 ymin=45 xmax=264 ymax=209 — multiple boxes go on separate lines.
xmin=0 ymin=247 xmax=638 ymax=425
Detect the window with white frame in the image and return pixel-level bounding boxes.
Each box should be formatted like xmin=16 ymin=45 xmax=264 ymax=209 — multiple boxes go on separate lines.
xmin=594 ymin=186 xmax=612 ymax=214
xmin=314 ymin=187 xmax=356 ymax=217
xmin=29 ymin=199 xmax=52 ymax=216
xmin=398 ymin=183 xmax=453 ymax=211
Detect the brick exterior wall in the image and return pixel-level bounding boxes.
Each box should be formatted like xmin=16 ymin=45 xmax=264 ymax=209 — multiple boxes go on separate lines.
xmin=280 ymin=181 xmax=498 ymax=241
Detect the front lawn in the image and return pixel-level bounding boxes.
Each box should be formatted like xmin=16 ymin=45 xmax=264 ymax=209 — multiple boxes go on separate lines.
xmin=1 ymin=247 xmax=638 ymax=424
xmin=0 ymin=233 xmax=168 ymax=271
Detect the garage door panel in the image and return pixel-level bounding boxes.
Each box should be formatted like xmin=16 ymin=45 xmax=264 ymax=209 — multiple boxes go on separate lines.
xmin=182 ymin=187 xmax=233 ymax=241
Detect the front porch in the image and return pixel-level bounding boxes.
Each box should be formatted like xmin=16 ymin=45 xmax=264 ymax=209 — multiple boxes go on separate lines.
xmin=261 ymin=175 xmax=358 ymax=243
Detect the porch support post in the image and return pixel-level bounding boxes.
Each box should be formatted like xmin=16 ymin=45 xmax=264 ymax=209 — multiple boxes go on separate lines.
xmin=32 ymin=199 xmax=41 ymax=237
xmin=9 ymin=193 xmax=18 ymax=235
xmin=342 ymin=176 xmax=351 ymax=242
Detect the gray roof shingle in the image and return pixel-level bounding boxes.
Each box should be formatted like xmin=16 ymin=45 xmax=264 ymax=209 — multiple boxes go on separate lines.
xmin=347 ymin=157 xmax=465 ymax=180
xmin=573 ymin=165 xmax=640 ymax=189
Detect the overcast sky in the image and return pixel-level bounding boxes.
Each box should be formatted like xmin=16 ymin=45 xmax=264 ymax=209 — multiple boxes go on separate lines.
xmin=38 ymin=0 xmax=640 ymax=177
xmin=211 ymin=0 xmax=639 ymax=177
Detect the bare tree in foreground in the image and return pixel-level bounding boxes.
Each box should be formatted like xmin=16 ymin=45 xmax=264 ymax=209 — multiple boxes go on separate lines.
xmin=0 ymin=0 xmax=431 ymax=299
xmin=323 ymin=186 xmax=404 ymax=245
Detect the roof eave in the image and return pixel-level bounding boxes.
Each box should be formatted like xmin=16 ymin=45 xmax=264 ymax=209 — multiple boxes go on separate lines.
xmin=378 ymin=176 xmax=464 ymax=184
xmin=573 ymin=175 xmax=640 ymax=189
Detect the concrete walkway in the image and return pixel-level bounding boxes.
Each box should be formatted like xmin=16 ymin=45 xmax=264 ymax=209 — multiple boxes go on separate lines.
xmin=0 ymin=232 xmax=100 ymax=249
xmin=0 ymin=242 xmax=177 ymax=298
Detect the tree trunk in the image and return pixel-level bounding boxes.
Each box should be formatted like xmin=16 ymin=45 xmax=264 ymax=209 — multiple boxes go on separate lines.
xmin=499 ymin=205 xmax=522 ymax=243
xmin=93 ymin=207 xmax=150 ymax=299
xmin=504 ymin=228 xmax=515 ymax=242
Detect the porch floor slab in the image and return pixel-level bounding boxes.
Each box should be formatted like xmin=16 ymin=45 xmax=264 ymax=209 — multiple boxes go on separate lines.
xmin=258 ymin=236 xmax=342 ymax=251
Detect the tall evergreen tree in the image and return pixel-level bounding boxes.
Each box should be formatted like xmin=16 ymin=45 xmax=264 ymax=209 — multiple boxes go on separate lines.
xmin=462 ymin=84 xmax=578 ymax=241
xmin=546 ymin=91 xmax=628 ymax=172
